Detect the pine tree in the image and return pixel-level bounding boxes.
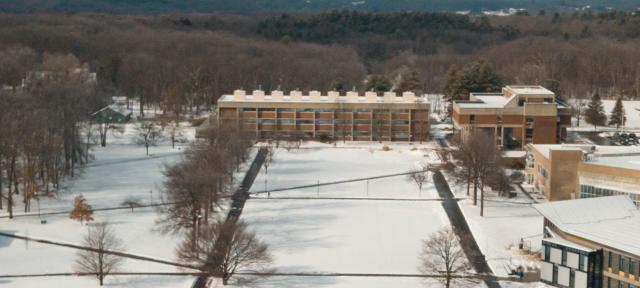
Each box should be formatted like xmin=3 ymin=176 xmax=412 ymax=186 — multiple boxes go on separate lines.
xmin=585 ymin=93 xmax=607 ymax=130
xmin=608 ymin=97 xmax=626 ymax=129
xmin=70 ymin=195 xmax=94 ymax=225
xmin=395 ymin=70 xmax=423 ymax=94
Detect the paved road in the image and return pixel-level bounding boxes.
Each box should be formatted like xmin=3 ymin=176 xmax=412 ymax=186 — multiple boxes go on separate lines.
xmin=191 ymin=147 xmax=268 ymax=288
xmin=433 ymin=138 xmax=502 ymax=288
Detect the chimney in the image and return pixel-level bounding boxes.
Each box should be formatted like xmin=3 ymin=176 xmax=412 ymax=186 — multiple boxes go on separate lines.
xmin=271 ymin=90 xmax=284 ymax=101
xmin=253 ymin=89 xmax=265 ymax=101
xmin=309 ymin=90 xmax=321 ymax=102
xmin=290 ymin=90 xmax=303 ymax=102
xmin=233 ymin=89 xmax=246 ymax=101
xmin=365 ymin=91 xmax=377 ymax=102
xmin=346 ymin=91 xmax=359 ymax=102
xmin=383 ymin=91 xmax=396 ymax=103
xmin=327 ymin=91 xmax=340 ymax=102
xmin=402 ymin=91 xmax=415 ymax=102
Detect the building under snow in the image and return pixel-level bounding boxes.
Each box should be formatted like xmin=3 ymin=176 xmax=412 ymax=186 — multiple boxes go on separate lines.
xmin=533 ymin=196 xmax=640 ymax=288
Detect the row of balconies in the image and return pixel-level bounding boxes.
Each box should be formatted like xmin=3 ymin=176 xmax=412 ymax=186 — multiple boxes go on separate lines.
xmin=241 ymin=111 xmax=412 ymax=120
xmin=241 ymin=123 xmax=411 ymax=132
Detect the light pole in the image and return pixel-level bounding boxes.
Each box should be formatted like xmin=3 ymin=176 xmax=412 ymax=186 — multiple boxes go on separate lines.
xmin=366 ymin=180 xmax=369 ymax=196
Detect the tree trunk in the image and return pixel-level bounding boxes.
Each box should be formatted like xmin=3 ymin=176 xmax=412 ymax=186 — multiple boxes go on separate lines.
xmin=480 ymin=185 xmax=485 ymax=217
xmin=472 ymin=179 xmax=478 ymax=206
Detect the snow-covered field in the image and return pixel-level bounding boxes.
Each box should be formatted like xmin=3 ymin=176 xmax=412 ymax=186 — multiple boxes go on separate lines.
xmin=446 ymin=181 xmax=543 ymax=278
xmin=572 ymin=99 xmax=640 ymax=130
xmin=237 ymin=143 xmax=453 ymax=287
xmin=1 ymin=123 xmax=198 ymax=287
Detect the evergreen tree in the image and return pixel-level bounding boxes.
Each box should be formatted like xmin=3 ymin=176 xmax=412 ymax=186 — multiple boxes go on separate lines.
xmin=364 ymin=74 xmax=392 ymax=94
xmin=394 ymin=70 xmax=423 ymax=94
xmin=442 ymin=60 xmax=503 ymax=104
xmin=585 ymin=93 xmax=607 ymax=130
xmin=608 ymin=97 xmax=626 ymax=129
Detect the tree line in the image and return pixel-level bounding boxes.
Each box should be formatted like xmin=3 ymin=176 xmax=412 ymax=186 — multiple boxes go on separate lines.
xmin=0 ymin=53 xmax=101 ymax=218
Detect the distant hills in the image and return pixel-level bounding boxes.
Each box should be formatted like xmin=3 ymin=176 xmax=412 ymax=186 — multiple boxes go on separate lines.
xmin=2 ymin=0 xmax=639 ymax=14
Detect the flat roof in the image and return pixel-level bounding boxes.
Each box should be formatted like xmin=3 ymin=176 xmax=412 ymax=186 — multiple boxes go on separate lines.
xmin=506 ymin=85 xmax=555 ymax=95
xmin=455 ymin=94 xmax=508 ymax=108
xmin=218 ymin=92 xmax=428 ymax=105
xmin=530 ymin=144 xmax=640 ymax=170
xmin=533 ymin=196 xmax=640 ymax=257
xmin=588 ymin=154 xmax=640 ymax=170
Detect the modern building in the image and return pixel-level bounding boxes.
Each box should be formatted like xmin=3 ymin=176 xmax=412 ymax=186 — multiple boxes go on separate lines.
xmin=452 ymin=85 xmax=572 ymax=150
xmin=526 ymin=144 xmax=640 ymax=204
xmin=216 ymin=89 xmax=430 ymax=142
xmin=533 ymin=196 xmax=640 ymax=288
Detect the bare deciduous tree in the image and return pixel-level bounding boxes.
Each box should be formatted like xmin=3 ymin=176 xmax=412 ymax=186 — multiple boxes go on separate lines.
xmin=75 ymin=223 xmax=125 ymax=286
xmin=176 ymin=220 xmax=272 ymax=285
xmin=407 ymin=165 xmax=429 ymax=196
xmin=137 ymin=120 xmax=162 ymax=156
xmin=120 ymin=196 xmax=143 ymax=212
xmin=419 ymin=228 xmax=469 ymax=288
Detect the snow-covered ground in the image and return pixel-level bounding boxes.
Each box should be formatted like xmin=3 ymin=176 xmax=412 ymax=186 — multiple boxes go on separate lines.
xmin=1 ymin=122 xmax=199 ymax=287
xmin=446 ymin=180 xmax=544 ymax=278
xmin=250 ymin=141 xmax=441 ymax=199
xmin=571 ymin=99 xmax=640 ymax=131
xmin=238 ymin=143 xmax=453 ymax=287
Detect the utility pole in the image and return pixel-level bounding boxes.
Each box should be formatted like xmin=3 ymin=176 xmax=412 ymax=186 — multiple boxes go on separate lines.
xmin=366 ymin=180 xmax=369 ymax=196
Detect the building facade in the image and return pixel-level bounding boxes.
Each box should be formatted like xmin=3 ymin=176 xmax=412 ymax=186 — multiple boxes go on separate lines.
xmin=452 ymin=86 xmax=572 ymax=150
xmin=534 ymin=196 xmax=640 ymax=288
xmin=216 ymin=90 xmax=430 ymax=142
xmin=526 ymin=144 xmax=640 ymax=204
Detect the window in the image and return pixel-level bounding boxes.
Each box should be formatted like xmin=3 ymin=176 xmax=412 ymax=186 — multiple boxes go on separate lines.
xmin=630 ymin=261 xmax=636 ymax=276
xmin=621 ymin=257 xmax=626 ymax=273
xmin=620 ymin=282 xmax=626 ymax=288
xmin=469 ymin=114 xmax=476 ymax=124
xmin=579 ymin=254 xmax=585 ymax=271
xmin=609 ymin=252 xmax=613 ymax=268
xmin=545 ymin=245 xmax=551 ymax=261
xmin=562 ymin=250 xmax=567 ymax=265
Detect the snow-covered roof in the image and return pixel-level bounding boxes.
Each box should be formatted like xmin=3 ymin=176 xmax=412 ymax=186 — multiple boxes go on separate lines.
xmin=533 ymin=196 xmax=640 ymax=256
xmin=92 ymin=104 xmax=132 ymax=117
xmin=529 ymin=144 xmax=589 ymax=159
xmin=543 ymin=229 xmax=595 ymax=252
xmin=506 ymin=85 xmax=555 ymax=96
xmin=455 ymin=93 xmax=507 ymax=108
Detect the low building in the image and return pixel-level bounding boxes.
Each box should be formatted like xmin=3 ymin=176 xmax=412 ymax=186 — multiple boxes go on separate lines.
xmin=533 ymin=196 xmax=640 ymax=288
xmin=452 ymin=85 xmax=572 ymax=150
xmin=526 ymin=144 xmax=640 ymax=204
xmin=91 ymin=104 xmax=132 ymax=124
xmin=216 ymin=89 xmax=430 ymax=142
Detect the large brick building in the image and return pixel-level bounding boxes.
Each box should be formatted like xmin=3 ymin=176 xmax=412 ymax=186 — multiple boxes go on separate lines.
xmin=216 ymin=89 xmax=430 ymax=142
xmin=452 ymin=86 xmax=572 ymax=150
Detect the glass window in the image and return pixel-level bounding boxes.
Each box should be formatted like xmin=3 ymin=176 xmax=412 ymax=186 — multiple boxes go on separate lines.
xmin=609 ymin=252 xmax=613 ymax=267
xmin=621 ymin=257 xmax=626 ymax=273
xmin=630 ymin=261 xmax=636 ymax=275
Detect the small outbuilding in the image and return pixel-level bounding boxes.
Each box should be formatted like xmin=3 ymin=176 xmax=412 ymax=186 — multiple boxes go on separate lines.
xmin=91 ymin=104 xmax=132 ymax=124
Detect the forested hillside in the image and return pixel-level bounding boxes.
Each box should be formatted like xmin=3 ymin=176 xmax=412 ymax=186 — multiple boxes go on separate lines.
xmin=1 ymin=0 xmax=639 ymax=13
xmin=2 ymin=11 xmax=640 ymax=104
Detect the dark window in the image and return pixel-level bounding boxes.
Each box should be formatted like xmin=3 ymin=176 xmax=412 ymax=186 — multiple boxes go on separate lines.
xmin=630 ymin=261 xmax=636 ymax=276
xmin=621 ymin=257 xmax=626 ymax=273
xmin=545 ymin=246 xmax=551 ymax=261
xmin=609 ymin=252 xmax=613 ymax=268
xmin=470 ymin=115 xmax=476 ymax=124
xmin=562 ymin=250 xmax=567 ymax=266
xmin=579 ymin=254 xmax=585 ymax=271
